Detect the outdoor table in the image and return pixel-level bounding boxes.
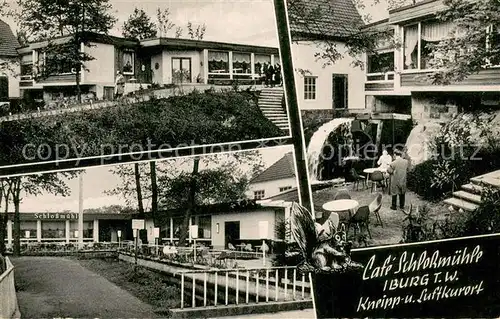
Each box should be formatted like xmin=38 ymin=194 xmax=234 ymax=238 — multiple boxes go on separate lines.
xmin=236 ymin=244 xmax=246 ymax=251
xmin=322 ymin=199 xmax=359 ymax=220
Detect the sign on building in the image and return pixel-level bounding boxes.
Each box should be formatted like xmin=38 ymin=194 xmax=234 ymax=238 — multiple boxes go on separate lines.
xmin=311 ymin=234 xmax=500 ymax=318
xmin=132 ymin=219 xmax=144 ymax=230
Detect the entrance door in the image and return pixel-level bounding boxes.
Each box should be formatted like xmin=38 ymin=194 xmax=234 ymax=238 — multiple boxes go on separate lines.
xmin=332 ymin=74 xmax=348 ymax=109
xmin=224 ymin=221 xmax=240 ymax=249
xmin=171 ymin=57 xmax=192 ymax=84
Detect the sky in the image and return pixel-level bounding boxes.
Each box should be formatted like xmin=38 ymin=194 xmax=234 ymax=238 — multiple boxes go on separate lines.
xmin=19 ymin=145 xmax=295 ymax=212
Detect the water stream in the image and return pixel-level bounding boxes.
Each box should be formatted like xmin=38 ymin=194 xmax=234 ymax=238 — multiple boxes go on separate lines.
xmin=306 ymin=118 xmax=354 ymax=183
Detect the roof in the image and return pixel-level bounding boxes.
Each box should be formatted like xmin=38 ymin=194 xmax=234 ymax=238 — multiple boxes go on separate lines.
xmin=250 ymin=152 xmax=296 ymax=184
xmin=0 ymin=20 xmax=20 ymax=57
xmin=140 ymin=37 xmax=279 ymax=54
xmin=288 ymin=0 xmax=365 ymax=40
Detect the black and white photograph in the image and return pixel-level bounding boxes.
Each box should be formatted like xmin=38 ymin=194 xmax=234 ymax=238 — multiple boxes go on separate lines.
xmin=0 ymin=145 xmax=316 ymax=318
xmin=0 ymin=0 xmax=289 ymax=172
xmin=284 ymin=0 xmax=500 ymax=318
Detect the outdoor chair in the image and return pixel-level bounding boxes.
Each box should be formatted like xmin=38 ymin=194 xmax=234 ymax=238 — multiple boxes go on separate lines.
xmin=369 ymin=170 xmax=386 ymax=193
xmin=349 ymin=168 xmax=366 ymax=191
xmin=244 ymin=243 xmax=253 ymax=252
xmin=369 ymin=192 xmax=384 ymax=227
xmin=347 ymin=205 xmax=372 ymax=239
xmin=260 ymin=242 xmax=270 ymax=253
xmin=228 ymin=243 xmax=236 ymax=251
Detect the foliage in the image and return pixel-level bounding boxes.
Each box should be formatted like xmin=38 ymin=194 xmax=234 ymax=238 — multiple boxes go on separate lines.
xmin=122 ymin=8 xmax=157 ymax=40
xmin=408 ymin=112 xmax=500 ymax=200
xmin=186 ymin=22 xmax=206 ymax=40
xmin=156 ymin=8 xmax=176 ymax=37
xmin=0 ymin=91 xmax=283 ymax=166
xmin=425 ymin=0 xmax=500 ymax=84
xmin=458 ymin=186 xmax=500 ymax=236
xmin=400 ymin=204 xmax=439 ymax=243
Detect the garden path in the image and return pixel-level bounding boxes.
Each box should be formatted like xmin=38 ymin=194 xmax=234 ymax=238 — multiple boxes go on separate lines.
xmin=12 ymin=257 xmax=157 ymax=318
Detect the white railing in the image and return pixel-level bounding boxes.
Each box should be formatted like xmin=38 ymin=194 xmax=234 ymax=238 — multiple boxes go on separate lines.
xmin=175 ymin=266 xmax=312 ymax=309
xmin=0 ymin=257 xmax=20 ymax=319
xmin=118 ymin=243 xmax=267 ymax=269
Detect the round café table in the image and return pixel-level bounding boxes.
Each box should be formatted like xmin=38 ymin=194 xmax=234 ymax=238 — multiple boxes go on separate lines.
xmin=322 ymin=199 xmax=359 ymax=220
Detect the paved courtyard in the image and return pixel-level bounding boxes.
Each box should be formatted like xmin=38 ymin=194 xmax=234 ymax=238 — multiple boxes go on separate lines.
xmin=12 ymin=257 xmax=157 ymax=318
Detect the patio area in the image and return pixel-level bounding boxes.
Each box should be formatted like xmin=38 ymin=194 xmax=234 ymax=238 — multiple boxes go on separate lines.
xmin=312 ymin=183 xmax=450 ymax=247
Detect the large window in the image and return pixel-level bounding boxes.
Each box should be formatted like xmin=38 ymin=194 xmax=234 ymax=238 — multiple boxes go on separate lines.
xmin=20 ymin=222 xmax=37 ymax=239
xmin=304 ymin=76 xmax=316 ymax=100
xmin=332 ymin=74 xmax=348 ymax=109
xmin=208 ymin=51 xmax=229 ymax=74
xmin=232 ymin=52 xmax=251 ymax=75
xmin=172 ymin=57 xmax=192 ymax=83
xmin=403 ymin=20 xmax=459 ymax=70
xmin=279 ymin=186 xmax=292 ymax=192
xmin=122 ymin=51 xmax=135 ymax=74
xmin=197 ymin=215 xmax=212 ymax=239
xmin=367 ymin=51 xmax=395 ymax=74
xmin=41 ymin=221 xmax=65 ymax=239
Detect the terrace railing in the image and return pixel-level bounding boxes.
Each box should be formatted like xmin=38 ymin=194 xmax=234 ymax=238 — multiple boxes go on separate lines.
xmin=175 ymin=266 xmax=312 ymax=309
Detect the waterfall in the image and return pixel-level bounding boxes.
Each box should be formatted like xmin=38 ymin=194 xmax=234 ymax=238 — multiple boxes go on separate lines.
xmin=307 ymin=118 xmax=354 ymax=183
xmin=405 ymin=122 xmax=441 ymax=166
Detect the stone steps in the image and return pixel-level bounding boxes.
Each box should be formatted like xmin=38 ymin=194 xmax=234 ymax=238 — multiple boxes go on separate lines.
xmin=461 ymin=183 xmax=484 ymax=194
xmin=452 ymin=190 xmax=482 ymax=204
xmin=443 ymin=197 xmax=479 ymax=212
xmin=258 ymin=87 xmax=289 ymax=133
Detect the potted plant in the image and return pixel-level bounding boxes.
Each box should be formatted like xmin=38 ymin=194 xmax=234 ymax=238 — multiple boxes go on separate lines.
xmin=291 ymin=202 xmax=364 ymax=318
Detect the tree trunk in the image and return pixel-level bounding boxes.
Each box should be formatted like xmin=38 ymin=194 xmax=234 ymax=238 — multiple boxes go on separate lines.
xmin=177 ymin=157 xmax=200 ymax=246
xmin=0 ymin=182 xmax=5 ymax=255
xmin=134 ymin=163 xmax=144 ymax=217
xmin=13 ymin=178 xmax=21 ymax=257
xmin=149 ymin=161 xmax=158 ymax=224
xmin=76 ymin=68 xmax=82 ymax=104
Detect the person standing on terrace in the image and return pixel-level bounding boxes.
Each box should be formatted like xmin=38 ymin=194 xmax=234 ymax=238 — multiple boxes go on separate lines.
xmin=115 ymin=71 xmax=125 ymax=99
xmin=387 ymin=148 xmax=410 ymax=210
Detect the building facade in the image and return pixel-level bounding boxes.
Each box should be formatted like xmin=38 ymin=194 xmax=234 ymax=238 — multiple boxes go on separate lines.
xmin=4 ymin=211 xmax=133 ymax=246
xmin=0 ymin=20 xmax=21 ymax=102
xmin=364 ymin=0 xmax=500 ymax=125
xmin=16 ymin=33 xmax=280 ymax=102
xmin=288 ymin=0 xmax=367 ymax=114
xmin=246 ymin=152 xmax=297 ymax=200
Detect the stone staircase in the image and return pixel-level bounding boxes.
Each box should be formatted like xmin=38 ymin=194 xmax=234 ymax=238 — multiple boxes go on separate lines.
xmin=443 ymin=169 xmax=500 ymax=212
xmin=258 ymin=87 xmax=290 ymax=135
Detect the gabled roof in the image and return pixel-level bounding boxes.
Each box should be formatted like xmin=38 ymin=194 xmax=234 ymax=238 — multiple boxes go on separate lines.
xmin=0 ymin=20 xmax=20 ymax=57
xmin=288 ymin=0 xmax=365 ymax=40
xmin=250 ymin=152 xmax=296 ymax=184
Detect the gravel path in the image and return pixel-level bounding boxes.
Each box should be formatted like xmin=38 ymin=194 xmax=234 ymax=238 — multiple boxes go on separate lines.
xmin=12 ymin=257 xmax=157 ymax=319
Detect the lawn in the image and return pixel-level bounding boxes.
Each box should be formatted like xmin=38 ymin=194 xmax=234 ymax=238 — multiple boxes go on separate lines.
xmin=312 ymin=184 xmax=450 ymax=247
xmin=77 ymin=258 xmax=181 ymax=316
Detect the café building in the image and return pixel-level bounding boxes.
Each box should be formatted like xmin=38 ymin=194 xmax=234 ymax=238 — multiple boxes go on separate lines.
xmin=4 ymin=210 xmax=134 ymax=245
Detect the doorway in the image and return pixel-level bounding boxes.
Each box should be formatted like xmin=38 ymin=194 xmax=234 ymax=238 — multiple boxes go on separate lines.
xmin=224 ymin=221 xmax=240 ymax=249
xmin=171 ymin=57 xmax=192 ymax=84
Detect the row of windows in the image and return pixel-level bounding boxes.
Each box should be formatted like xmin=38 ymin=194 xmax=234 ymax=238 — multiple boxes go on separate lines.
xmin=303 ymin=74 xmax=348 ymax=109
xmin=253 ymin=186 xmax=293 ymax=200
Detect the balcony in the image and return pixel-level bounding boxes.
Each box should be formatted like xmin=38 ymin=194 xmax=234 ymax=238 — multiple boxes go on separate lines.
xmin=365 ymin=72 xmax=395 ymax=92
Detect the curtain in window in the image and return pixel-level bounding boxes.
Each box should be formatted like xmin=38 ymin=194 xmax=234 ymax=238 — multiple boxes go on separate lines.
xmin=421 ymin=20 xmax=455 ymax=42
xmin=232 ymin=52 xmax=251 ymax=63
xmin=208 ymin=51 xmax=229 ymax=62
xmin=254 ymin=54 xmax=271 ymax=63
xmin=404 ymin=25 xmax=419 ymax=67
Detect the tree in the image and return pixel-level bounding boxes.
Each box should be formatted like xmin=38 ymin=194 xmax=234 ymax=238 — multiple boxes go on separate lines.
xmin=108 ymin=151 xmax=264 ymax=246
xmin=174 ymin=26 xmax=183 ymax=38
xmin=122 ymin=8 xmax=157 ymax=40
xmin=424 ymin=0 xmax=500 ymax=84
xmin=156 ymin=8 xmax=175 ymax=37
xmin=16 ymin=0 xmax=116 ymax=103
xmin=187 ymin=21 xmax=206 ymax=40
xmin=0 ymin=171 xmax=80 ymax=256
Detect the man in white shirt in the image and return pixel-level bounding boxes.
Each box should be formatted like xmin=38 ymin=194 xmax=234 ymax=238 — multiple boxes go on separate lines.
xmin=377 ymin=149 xmax=393 ymax=170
